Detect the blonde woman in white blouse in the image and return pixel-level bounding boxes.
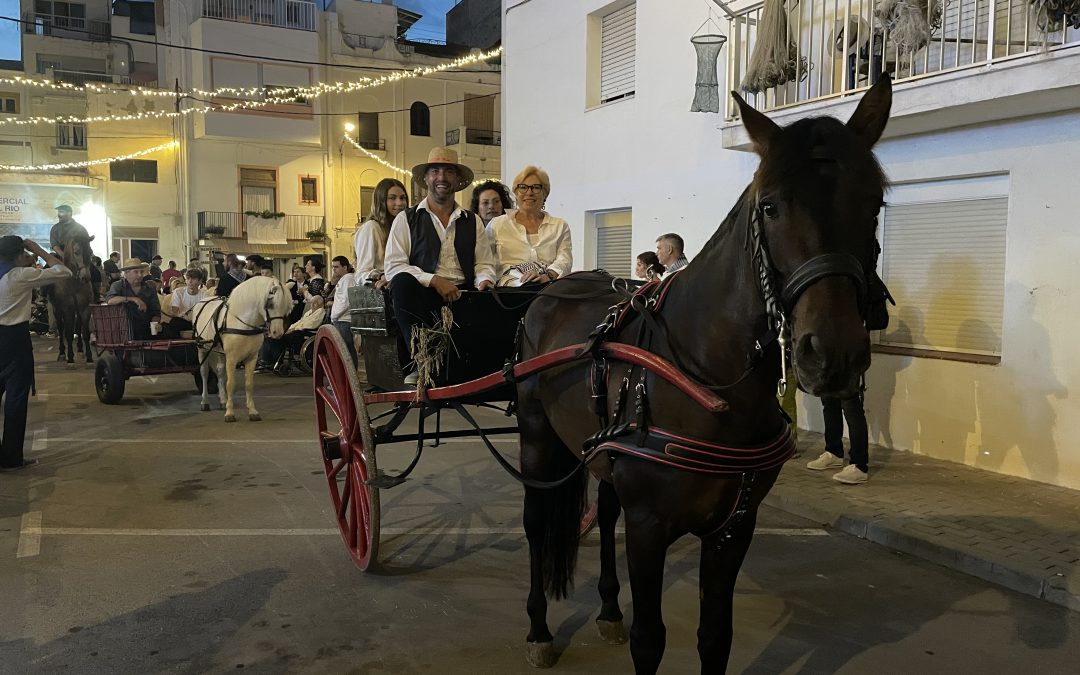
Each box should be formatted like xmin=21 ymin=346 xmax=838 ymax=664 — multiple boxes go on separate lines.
xmin=486 ymin=166 xmax=572 ymax=286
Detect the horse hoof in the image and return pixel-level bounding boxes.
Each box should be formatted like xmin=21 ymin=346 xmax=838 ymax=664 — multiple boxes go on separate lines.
xmin=56 ymin=354 xmax=65 ymax=362
xmin=596 ymin=619 xmax=628 ymax=645
xmin=525 ymin=641 xmax=557 ymax=669
xmin=224 ymin=414 xmax=236 ymax=423
xmin=200 ymin=404 xmax=210 ymax=412
xmin=66 ymin=361 xmax=76 ymax=369
xmin=248 ymin=413 xmax=261 ymax=422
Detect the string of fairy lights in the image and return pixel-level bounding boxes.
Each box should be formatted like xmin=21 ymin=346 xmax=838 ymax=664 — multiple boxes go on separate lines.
xmin=342 ymin=134 xmax=499 ymax=187
xmin=0 ymin=47 xmax=503 ymax=128
xmin=0 ymin=140 xmax=178 ymax=172
xmin=0 ymin=44 xmax=502 ymax=174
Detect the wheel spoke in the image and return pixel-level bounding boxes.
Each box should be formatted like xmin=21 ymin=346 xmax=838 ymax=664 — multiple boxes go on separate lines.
xmin=328 ymin=457 xmax=347 ymax=480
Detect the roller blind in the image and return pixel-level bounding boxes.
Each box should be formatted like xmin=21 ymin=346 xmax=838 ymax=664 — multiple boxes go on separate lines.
xmin=600 ymin=3 xmax=635 ymax=104
xmin=877 ymin=197 xmax=1007 ymax=357
xmin=595 ymin=210 xmax=632 ymax=278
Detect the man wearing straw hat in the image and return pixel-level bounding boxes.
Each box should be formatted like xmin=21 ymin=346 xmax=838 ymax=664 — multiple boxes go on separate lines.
xmin=384 ymin=146 xmax=497 ymax=385
xmin=105 ymin=257 xmax=161 ymax=340
xmin=0 ymin=236 xmax=71 ymax=471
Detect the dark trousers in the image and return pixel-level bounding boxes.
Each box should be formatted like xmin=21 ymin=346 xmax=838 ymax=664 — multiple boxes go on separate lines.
xmin=334 ymin=321 xmax=357 ymax=365
xmin=389 ymin=274 xmax=464 ymax=373
xmin=161 ymin=318 xmax=192 ymax=339
xmin=0 ymin=324 xmax=34 ymax=467
xmin=822 ymin=394 xmax=869 ymax=470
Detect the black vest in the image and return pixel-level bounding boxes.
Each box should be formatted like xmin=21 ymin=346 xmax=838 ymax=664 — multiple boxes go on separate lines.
xmin=406 ymin=206 xmax=478 ymax=288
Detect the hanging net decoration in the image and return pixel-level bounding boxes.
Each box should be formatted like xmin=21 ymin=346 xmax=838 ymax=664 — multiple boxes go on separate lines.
xmin=741 ymin=0 xmax=808 ymax=94
xmin=690 ymin=34 xmax=727 ymax=113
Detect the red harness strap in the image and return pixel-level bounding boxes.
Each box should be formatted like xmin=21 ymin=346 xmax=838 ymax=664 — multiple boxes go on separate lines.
xmin=592 ymin=423 xmax=796 ymax=476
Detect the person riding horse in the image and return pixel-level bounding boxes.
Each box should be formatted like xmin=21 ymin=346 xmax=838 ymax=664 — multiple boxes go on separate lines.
xmin=49 ymin=204 xmax=102 ymax=300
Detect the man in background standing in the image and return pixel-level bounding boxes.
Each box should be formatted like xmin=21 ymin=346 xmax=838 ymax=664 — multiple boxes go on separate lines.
xmin=103 ymin=251 xmax=122 ymax=283
xmin=149 ymin=255 xmax=163 ymax=281
xmin=161 ymin=260 xmax=181 ymax=288
xmin=655 ymin=233 xmax=690 ymax=276
xmin=215 ymin=254 xmax=246 ymax=297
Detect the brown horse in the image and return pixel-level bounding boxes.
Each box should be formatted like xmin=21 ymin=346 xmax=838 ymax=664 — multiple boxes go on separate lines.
xmin=49 ymin=233 xmax=95 ymax=364
xmin=516 ymin=77 xmax=892 ymax=673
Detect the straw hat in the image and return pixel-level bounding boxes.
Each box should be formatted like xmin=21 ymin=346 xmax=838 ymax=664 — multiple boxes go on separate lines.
xmin=120 ymin=257 xmax=149 ymax=272
xmin=411 ymin=147 xmax=474 ymax=192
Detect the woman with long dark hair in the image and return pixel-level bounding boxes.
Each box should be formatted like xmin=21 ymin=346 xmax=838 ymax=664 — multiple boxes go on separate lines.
xmin=470 ymin=180 xmax=513 ymax=225
xmin=354 ymin=178 xmax=408 ymax=290
xmin=634 ymin=251 xmax=665 ymax=280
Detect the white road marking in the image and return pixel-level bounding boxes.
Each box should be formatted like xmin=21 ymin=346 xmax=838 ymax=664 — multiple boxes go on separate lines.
xmin=33 ymin=393 xmax=313 ymax=399
xmin=32 ymin=438 xmax=314 ymax=444
xmin=16 ymin=512 xmax=42 ymax=558
xmin=31 ymin=429 xmax=47 ymax=452
xmin=20 ymin=524 xmax=827 ymax=538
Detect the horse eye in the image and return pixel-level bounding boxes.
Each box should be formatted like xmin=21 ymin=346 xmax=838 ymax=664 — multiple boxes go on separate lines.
xmin=761 ymin=201 xmax=780 ymax=219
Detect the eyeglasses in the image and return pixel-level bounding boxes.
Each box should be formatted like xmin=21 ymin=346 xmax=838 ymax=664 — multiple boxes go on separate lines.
xmin=515 ymin=184 xmax=544 ymax=193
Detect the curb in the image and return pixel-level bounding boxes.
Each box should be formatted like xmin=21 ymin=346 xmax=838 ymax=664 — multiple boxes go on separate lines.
xmin=762 ymin=489 xmax=1080 ymax=613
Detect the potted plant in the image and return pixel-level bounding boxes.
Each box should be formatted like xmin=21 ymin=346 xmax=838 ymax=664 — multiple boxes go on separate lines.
xmin=202 ymin=225 xmax=226 ymax=236
xmin=305 ymin=228 xmax=327 ymax=241
xmin=244 ymin=210 xmax=286 ymax=220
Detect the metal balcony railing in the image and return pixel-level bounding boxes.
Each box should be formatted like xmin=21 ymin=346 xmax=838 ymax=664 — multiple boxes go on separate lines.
xmin=200 ymin=0 xmax=317 ymax=32
xmin=446 ymin=127 xmax=501 ymax=147
xmin=726 ymin=0 xmax=1079 ymax=118
xmin=23 ymin=11 xmax=111 ymax=41
xmin=198 ymin=211 xmax=326 ymax=239
xmin=356 ymin=138 xmax=386 ymax=151
xmin=49 ymin=70 xmax=160 ymax=89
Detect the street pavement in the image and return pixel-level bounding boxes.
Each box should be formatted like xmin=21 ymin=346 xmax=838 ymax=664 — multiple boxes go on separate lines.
xmin=1 ymin=335 xmax=1079 ymax=673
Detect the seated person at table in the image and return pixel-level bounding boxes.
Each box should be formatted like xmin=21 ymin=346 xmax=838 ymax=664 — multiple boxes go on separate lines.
xmin=384 ymin=147 xmax=496 ymax=385
xmin=161 ymin=268 xmax=208 ymax=338
xmin=105 ymin=258 xmax=161 ymax=340
xmin=487 ymin=166 xmax=572 ymax=287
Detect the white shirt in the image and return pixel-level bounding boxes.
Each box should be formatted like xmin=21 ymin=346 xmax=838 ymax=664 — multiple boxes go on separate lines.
xmin=168 ymin=286 xmax=209 ymax=317
xmin=0 ymin=265 xmax=71 ymax=325
xmin=384 ymin=197 xmax=497 ymax=288
xmin=353 ymin=219 xmax=388 ymax=282
xmin=486 ymin=210 xmax=574 ymax=282
xmin=330 ymin=272 xmax=356 ymax=323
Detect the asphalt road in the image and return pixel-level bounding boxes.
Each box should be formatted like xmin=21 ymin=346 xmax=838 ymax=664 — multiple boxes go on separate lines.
xmin=2 ymin=336 xmax=1079 ymax=674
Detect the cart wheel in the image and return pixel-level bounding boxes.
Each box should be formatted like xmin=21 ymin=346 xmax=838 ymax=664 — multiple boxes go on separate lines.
xmin=313 ymin=325 xmax=380 ymax=571
xmin=95 ymin=353 xmax=125 ymax=404
xmin=299 ymin=334 xmax=316 ymax=374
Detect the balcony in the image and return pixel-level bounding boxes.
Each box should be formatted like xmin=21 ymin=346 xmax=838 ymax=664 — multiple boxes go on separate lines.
xmin=722 ymin=0 xmax=1080 ymax=147
xmin=445 ymin=127 xmax=501 ymax=147
xmin=198 ymin=211 xmax=325 ymax=239
xmin=200 ymin=0 xmax=317 ymax=32
xmin=50 ymin=69 xmax=160 ymax=89
xmin=354 ymin=138 xmax=386 ymax=151
xmin=23 ymin=11 xmax=111 ymax=41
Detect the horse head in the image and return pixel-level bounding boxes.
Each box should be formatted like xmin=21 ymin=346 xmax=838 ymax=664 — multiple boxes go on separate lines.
xmin=733 ymin=75 xmax=891 ymax=398
xmin=64 ymin=234 xmax=93 ymax=283
xmin=263 ymin=277 xmax=289 ymax=340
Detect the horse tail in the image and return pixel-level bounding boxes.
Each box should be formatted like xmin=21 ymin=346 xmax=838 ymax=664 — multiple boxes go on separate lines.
xmin=524 ymin=434 xmax=588 ymax=601
xmin=543 ymin=463 xmax=587 ymax=600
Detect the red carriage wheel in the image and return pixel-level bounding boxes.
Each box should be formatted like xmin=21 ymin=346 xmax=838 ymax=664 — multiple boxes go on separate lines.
xmin=313 ymin=325 xmax=381 ymax=571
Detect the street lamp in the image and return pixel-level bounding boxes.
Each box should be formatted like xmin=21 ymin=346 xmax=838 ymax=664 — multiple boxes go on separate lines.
xmin=344 ymin=122 xmax=356 ymax=134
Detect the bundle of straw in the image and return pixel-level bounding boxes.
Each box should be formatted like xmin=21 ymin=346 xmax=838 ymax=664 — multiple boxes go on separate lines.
xmin=741 ymin=0 xmax=806 ymax=93
xmin=409 ymin=305 xmax=456 ymax=395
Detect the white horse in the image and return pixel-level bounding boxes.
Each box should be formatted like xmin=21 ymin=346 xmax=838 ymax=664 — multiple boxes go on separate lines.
xmin=193 ymin=275 xmax=290 ymax=422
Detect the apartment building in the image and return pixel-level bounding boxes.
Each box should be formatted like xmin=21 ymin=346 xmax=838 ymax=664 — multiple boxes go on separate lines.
xmin=503 ymin=0 xmax=1080 ymax=489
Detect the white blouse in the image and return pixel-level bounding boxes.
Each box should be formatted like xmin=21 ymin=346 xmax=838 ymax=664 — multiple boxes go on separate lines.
xmin=486 ymin=210 xmax=573 ymax=284
xmin=353 ymin=219 xmax=389 ymax=282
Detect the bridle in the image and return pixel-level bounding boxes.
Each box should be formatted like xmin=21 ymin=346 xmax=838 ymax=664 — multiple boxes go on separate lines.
xmin=746 ymin=194 xmax=869 ymax=395
xmin=219 ymin=282 xmax=289 ymax=336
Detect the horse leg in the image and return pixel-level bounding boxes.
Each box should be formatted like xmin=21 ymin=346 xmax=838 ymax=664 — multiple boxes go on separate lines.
xmin=80 ymin=309 xmax=93 ymax=362
xmin=223 ymin=350 xmax=238 ymax=422
xmin=596 ymin=479 xmax=627 ymax=644
xmin=244 ymin=347 xmax=260 ymax=421
xmin=215 ymin=355 xmax=227 ymax=410
xmin=697 ymin=509 xmax=759 ymax=673
xmin=55 ymin=311 xmax=66 ymax=361
xmin=199 ymin=353 xmax=211 ymax=412
xmin=524 ymin=484 xmax=557 ymax=668
xmin=624 ymin=509 xmax=675 ymax=675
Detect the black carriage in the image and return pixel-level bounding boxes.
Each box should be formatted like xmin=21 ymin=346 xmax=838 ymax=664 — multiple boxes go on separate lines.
xmin=90 ymin=303 xmax=214 ymax=404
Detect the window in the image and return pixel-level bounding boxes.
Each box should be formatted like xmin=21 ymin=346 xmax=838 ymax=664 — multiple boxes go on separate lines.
xmin=56 ymin=122 xmax=86 ymax=149
xmin=299 ymin=175 xmax=319 ymax=205
xmin=592 ymin=209 xmax=633 ymax=278
xmin=358 ymin=112 xmax=381 ymax=149
xmin=239 ymin=166 xmax=277 ymax=212
xmin=110 ymin=159 xmax=157 ymax=183
xmin=589 ymin=2 xmax=635 ymax=106
xmin=359 ymin=186 xmax=375 ymax=219
xmin=410 ymin=101 xmax=430 ymax=136
xmin=876 ymin=175 xmax=1009 ymax=362
xmin=0 ymin=94 xmax=18 ymax=114
xmin=264 ymin=85 xmax=308 ymax=105
xmin=128 ymin=0 xmax=156 ymax=35
xmin=35 ymin=1 xmax=86 ymax=29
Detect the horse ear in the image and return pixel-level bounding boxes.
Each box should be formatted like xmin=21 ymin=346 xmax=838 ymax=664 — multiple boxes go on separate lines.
xmin=732 ymin=91 xmax=779 ymax=155
xmin=846 ymin=74 xmax=892 ymax=148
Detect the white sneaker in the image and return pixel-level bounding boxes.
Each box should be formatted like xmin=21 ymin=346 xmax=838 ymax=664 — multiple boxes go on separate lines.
xmin=806 ymin=451 xmax=844 ymax=471
xmin=403 ymin=370 xmax=419 ymax=386
xmin=832 ymin=465 xmax=868 ymax=484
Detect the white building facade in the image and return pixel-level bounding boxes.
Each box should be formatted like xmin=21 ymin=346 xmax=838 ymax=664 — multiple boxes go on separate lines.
xmin=502 ymin=0 xmax=1080 ymax=489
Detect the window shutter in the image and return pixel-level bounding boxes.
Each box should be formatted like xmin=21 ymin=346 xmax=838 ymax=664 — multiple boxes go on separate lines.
xmin=878 ymin=197 xmax=1008 ymax=357
xmin=600 ymin=4 xmax=635 ymax=104
xmin=595 ymin=211 xmax=633 ymax=278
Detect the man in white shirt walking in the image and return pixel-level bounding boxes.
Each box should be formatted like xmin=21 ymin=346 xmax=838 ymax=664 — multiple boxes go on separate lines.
xmin=0 ymin=236 xmax=71 ymax=470
xmin=384 ymin=147 xmax=496 ymax=385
